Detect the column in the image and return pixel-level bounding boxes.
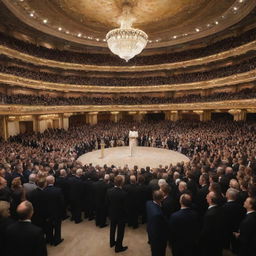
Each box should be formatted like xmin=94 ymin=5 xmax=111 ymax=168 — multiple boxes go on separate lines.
xmin=228 ymin=109 xmax=246 ymax=121
xmin=0 ymin=116 xmax=8 ymax=140
xmin=165 ymin=111 xmax=180 ymax=121
xmin=134 ymin=111 xmax=146 ymax=122
xmin=61 ymin=113 xmax=72 ymax=130
xmin=110 ymin=112 xmax=120 ymax=123
xmin=88 ymin=112 xmax=98 ymax=125
xmin=32 ymin=115 xmax=39 ymax=133
xmin=7 ymin=116 xmax=19 ymax=136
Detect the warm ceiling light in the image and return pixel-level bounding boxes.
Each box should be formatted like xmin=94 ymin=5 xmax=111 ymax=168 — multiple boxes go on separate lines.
xmin=58 ymin=27 xmax=62 ymax=31
xmin=43 ymin=19 xmax=48 ymax=24
xmin=77 ymin=33 xmax=82 ymax=37
xmin=195 ymin=28 xmax=200 ymax=32
xmin=30 ymin=13 xmax=34 ymax=17
xmin=106 ymin=2 xmax=148 ymax=62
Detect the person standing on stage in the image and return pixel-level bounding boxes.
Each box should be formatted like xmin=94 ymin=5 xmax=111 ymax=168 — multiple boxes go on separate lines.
xmin=129 ymin=126 xmax=138 ymax=157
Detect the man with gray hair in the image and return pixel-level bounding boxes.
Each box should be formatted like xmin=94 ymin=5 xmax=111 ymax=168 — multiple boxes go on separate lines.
xmin=222 ymin=188 xmax=246 ymax=251
xmin=23 ymin=173 xmax=37 ymax=198
xmin=5 ymin=201 xmax=47 ymax=256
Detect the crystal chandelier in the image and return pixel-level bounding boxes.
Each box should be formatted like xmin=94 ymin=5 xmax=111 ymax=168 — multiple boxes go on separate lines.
xmin=106 ymin=3 xmax=148 ymax=62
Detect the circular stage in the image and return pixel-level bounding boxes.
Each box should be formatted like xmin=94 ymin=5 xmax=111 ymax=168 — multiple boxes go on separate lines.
xmin=78 ymin=146 xmax=189 ymax=169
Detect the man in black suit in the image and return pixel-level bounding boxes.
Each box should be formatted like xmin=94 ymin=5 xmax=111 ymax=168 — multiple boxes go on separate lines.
xmin=68 ymin=169 xmax=84 ymax=223
xmin=28 ymin=177 xmax=48 ymax=235
xmin=234 ymin=196 xmax=256 ymax=256
xmin=222 ymin=188 xmax=246 ymax=252
xmin=55 ymin=169 xmax=70 ymax=220
xmin=196 ymin=173 xmax=209 ymax=221
xmin=93 ymin=173 xmax=113 ymax=228
xmin=146 ymin=190 xmax=169 ymax=256
xmin=44 ymin=175 xmax=64 ymax=246
xmin=124 ymin=175 xmax=139 ymax=229
xmin=200 ymin=191 xmax=225 ymax=256
xmin=5 ymin=200 xmax=47 ymax=256
xmin=106 ymin=175 xmax=128 ymax=253
xmin=169 ymin=194 xmax=199 ymax=256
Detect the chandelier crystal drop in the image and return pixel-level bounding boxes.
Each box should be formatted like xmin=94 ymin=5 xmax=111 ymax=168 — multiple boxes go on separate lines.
xmin=106 ymin=3 xmax=148 ymax=62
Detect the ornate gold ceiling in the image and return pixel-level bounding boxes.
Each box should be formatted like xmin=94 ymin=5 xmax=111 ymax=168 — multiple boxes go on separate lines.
xmin=1 ymin=0 xmax=256 ymax=49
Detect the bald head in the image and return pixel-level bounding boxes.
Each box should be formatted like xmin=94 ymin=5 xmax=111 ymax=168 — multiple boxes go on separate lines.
xmin=17 ymin=201 xmax=34 ymax=220
xmin=29 ymin=173 xmax=37 ymax=183
xmin=60 ymin=169 xmax=67 ymax=177
xmin=46 ymin=175 xmax=55 ymax=185
xmin=130 ymin=175 xmax=136 ymax=184
xmin=76 ymin=168 xmax=83 ymax=177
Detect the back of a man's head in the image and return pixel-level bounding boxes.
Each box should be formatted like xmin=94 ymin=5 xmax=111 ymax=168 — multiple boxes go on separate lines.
xmin=115 ymin=175 xmax=124 ymax=187
xmin=17 ymin=201 xmax=34 ymax=220
xmin=37 ymin=177 xmax=46 ymax=189
xmin=153 ymin=190 xmax=164 ymax=203
xmin=46 ymin=175 xmax=55 ymax=185
xmin=130 ymin=175 xmax=136 ymax=184
xmin=180 ymin=194 xmax=192 ymax=208
xmin=29 ymin=173 xmax=37 ymax=183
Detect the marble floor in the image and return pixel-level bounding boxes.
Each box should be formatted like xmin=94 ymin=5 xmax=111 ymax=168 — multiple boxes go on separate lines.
xmin=48 ymin=219 xmax=234 ymax=256
xmin=77 ymin=146 xmax=189 ymax=169
xmin=48 ymin=219 xmax=172 ymax=256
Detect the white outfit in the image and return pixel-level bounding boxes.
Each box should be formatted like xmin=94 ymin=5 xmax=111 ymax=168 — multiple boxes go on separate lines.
xmin=129 ymin=130 xmax=138 ymax=157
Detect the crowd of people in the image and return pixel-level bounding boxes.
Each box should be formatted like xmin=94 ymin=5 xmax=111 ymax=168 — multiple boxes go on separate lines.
xmin=1 ymin=56 xmax=256 ymax=86
xmin=0 ymin=88 xmax=255 ymax=106
xmin=0 ymin=120 xmax=256 ymax=255
xmin=0 ymin=26 xmax=256 ymax=66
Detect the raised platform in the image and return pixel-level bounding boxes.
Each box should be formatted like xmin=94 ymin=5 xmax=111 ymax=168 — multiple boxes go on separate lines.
xmin=77 ymin=146 xmax=189 ymax=169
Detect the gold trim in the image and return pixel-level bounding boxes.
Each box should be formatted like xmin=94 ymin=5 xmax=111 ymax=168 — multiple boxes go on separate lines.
xmin=0 ymin=68 xmax=256 ymax=93
xmin=1 ymin=40 xmax=256 ymax=72
xmin=0 ymin=99 xmax=255 ymax=115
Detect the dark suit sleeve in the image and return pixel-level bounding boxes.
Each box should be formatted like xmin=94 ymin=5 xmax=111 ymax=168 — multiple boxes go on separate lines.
xmin=35 ymin=229 xmax=48 ymax=256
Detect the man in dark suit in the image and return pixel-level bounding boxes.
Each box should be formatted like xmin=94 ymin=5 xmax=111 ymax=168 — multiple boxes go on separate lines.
xmin=222 ymin=188 xmax=246 ymax=252
xmin=234 ymin=196 xmax=256 ymax=256
xmin=124 ymin=175 xmax=139 ymax=229
xmin=55 ymin=169 xmax=70 ymax=220
xmin=93 ymin=173 xmax=113 ymax=228
xmin=146 ymin=190 xmax=169 ymax=256
xmin=169 ymin=194 xmax=199 ymax=256
xmin=5 ymin=200 xmax=47 ymax=256
xmin=200 ymin=191 xmax=225 ymax=256
xmin=68 ymin=169 xmax=84 ymax=223
xmin=106 ymin=175 xmax=128 ymax=253
xmin=28 ymin=177 xmax=48 ymax=235
xmin=44 ymin=175 xmax=64 ymax=246
xmin=196 ymin=173 xmax=209 ymax=221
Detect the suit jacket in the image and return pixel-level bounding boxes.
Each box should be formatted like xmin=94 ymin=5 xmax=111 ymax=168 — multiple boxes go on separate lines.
xmin=239 ymin=212 xmax=256 ymax=256
xmin=93 ymin=180 xmax=113 ymax=208
xmin=123 ymin=183 xmax=139 ymax=211
xmin=5 ymin=221 xmax=47 ymax=256
xmin=106 ymin=186 xmax=127 ymax=221
xmin=200 ymin=206 xmax=225 ymax=248
xmin=55 ymin=176 xmax=70 ymax=202
xmin=28 ymin=188 xmax=48 ymax=227
xmin=44 ymin=185 xmax=64 ymax=219
xmin=169 ymin=208 xmax=199 ymax=247
xmin=195 ymin=185 xmax=209 ymax=217
xmin=23 ymin=182 xmax=37 ymax=198
xmin=146 ymin=201 xmax=169 ymax=246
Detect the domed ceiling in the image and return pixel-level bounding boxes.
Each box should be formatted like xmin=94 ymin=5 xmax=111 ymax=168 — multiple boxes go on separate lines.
xmin=1 ymin=0 xmax=256 ymax=49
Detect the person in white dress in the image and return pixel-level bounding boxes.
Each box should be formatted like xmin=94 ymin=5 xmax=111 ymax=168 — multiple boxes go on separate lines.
xmin=129 ymin=127 xmax=138 ymax=157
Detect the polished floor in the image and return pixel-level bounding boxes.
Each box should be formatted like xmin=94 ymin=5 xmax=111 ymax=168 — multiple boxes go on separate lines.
xmin=77 ymin=146 xmax=189 ymax=169
xmin=48 ymin=219 xmax=172 ymax=256
xmin=48 ymin=219 xmax=234 ymax=256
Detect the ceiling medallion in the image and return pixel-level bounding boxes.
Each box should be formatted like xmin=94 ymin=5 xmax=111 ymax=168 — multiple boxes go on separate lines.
xmin=106 ymin=2 xmax=148 ymax=62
